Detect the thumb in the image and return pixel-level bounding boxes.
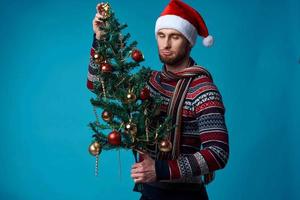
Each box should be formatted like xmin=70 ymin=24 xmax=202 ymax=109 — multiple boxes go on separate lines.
xmin=142 ymin=153 xmax=152 ymax=160
xmin=135 ymin=149 xmax=146 ymax=155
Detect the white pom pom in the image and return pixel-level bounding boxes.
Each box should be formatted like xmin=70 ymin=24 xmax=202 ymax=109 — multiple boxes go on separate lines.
xmin=203 ymin=35 xmax=214 ymax=47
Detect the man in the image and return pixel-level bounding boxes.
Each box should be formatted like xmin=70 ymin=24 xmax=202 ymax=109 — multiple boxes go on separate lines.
xmin=88 ymin=1 xmax=229 ymax=200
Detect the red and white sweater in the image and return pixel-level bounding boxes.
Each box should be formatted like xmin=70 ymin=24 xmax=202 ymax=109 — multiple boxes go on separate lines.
xmin=144 ymin=70 xmax=229 ymax=184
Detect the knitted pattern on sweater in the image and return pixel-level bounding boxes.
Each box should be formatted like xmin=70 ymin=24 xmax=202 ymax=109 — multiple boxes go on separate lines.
xmin=145 ymin=69 xmax=229 ymax=181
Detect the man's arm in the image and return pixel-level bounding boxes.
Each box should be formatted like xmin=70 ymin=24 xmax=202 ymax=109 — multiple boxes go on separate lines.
xmin=87 ymin=8 xmax=107 ymax=93
xmin=155 ymin=78 xmax=229 ymax=180
xmin=86 ymin=34 xmax=100 ymax=93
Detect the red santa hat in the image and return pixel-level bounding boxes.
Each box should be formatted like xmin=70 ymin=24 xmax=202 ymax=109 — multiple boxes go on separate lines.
xmin=155 ymin=0 xmax=213 ymax=47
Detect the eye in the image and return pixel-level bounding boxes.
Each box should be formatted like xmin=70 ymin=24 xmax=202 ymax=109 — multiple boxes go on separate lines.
xmin=157 ymin=33 xmax=165 ymax=38
xmin=172 ymin=35 xmax=180 ymax=40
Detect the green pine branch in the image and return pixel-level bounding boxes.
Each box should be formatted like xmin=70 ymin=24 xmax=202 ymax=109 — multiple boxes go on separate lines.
xmin=88 ymin=5 xmax=171 ymax=154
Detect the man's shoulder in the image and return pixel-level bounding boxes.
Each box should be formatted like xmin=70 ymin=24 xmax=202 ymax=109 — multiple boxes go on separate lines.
xmin=191 ymin=65 xmax=214 ymax=83
xmin=150 ymin=69 xmax=161 ymax=75
xmin=149 ymin=69 xmax=162 ymax=80
xmin=147 ymin=70 xmax=161 ymax=87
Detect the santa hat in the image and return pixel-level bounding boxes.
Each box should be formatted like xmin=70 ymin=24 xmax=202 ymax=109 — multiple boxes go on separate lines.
xmin=155 ymin=0 xmax=213 ymax=47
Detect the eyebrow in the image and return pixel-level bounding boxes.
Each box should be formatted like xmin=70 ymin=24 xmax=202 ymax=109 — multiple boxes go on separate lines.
xmin=157 ymin=31 xmax=182 ymax=37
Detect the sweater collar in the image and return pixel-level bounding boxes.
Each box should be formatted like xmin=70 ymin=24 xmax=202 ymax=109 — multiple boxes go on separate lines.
xmin=161 ymin=58 xmax=197 ymax=81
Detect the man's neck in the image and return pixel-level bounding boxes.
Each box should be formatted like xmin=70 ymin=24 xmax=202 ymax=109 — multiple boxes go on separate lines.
xmin=165 ymin=56 xmax=191 ymax=73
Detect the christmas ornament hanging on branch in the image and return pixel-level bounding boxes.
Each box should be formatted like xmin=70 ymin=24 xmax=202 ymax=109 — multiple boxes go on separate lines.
xmin=97 ymin=2 xmax=111 ymax=19
xmin=87 ymin=2 xmax=174 ymax=176
xmin=131 ymin=49 xmax=144 ymax=62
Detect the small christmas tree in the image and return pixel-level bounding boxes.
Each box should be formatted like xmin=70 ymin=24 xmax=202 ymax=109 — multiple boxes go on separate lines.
xmin=87 ymin=3 xmax=174 ymax=175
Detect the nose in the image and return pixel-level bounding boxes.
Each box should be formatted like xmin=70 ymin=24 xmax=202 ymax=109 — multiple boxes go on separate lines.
xmin=162 ymin=37 xmax=171 ymax=49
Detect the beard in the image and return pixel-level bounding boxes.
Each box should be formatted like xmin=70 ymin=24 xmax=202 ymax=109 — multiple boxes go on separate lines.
xmin=158 ymin=45 xmax=190 ymax=66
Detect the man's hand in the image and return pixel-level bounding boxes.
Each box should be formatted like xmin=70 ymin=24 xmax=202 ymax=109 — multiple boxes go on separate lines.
xmin=92 ymin=3 xmax=107 ymax=40
xmin=131 ymin=153 xmax=157 ymax=183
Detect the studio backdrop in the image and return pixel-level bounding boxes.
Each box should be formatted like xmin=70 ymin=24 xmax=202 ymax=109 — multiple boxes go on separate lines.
xmin=0 ymin=0 xmax=299 ymax=199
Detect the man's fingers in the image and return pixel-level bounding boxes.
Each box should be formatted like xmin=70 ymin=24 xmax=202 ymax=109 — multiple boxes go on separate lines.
xmin=131 ymin=165 xmax=146 ymax=173
xmin=131 ymin=163 xmax=140 ymax=169
xmin=131 ymin=168 xmax=153 ymax=175
xmin=93 ymin=18 xmax=101 ymax=24
xmin=132 ymin=161 xmax=144 ymax=169
xmin=131 ymin=171 xmax=155 ymax=183
xmin=131 ymin=172 xmax=144 ymax=179
xmin=95 ymin=13 xmax=102 ymax=19
xmin=134 ymin=177 xmax=143 ymax=183
xmin=142 ymin=153 xmax=152 ymax=160
xmin=131 ymin=168 xmax=141 ymax=174
xmin=135 ymin=149 xmax=145 ymax=155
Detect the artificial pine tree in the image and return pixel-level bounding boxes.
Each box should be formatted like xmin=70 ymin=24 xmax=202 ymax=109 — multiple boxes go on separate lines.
xmin=87 ymin=2 xmax=174 ymax=175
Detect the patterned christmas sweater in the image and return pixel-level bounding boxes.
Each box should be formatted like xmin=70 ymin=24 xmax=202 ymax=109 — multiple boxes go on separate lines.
xmin=86 ymin=35 xmax=229 ymax=187
xmin=143 ymin=69 xmax=229 ymax=186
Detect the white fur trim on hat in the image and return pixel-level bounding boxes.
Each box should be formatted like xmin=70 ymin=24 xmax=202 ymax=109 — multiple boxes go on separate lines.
xmin=155 ymin=15 xmax=197 ymax=46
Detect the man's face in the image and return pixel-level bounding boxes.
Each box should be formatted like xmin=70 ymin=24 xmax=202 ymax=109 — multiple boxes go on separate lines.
xmin=157 ymin=28 xmax=191 ymax=65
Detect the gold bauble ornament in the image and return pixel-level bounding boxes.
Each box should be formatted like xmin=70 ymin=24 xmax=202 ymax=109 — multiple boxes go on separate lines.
xmin=93 ymin=53 xmax=104 ymax=64
xmin=97 ymin=2 xmax=111 ymax=19
xmin=125 ymin=121 xmax=138 ymax=136
xmin=159 ymin=139 xmax=172 ymax=152
xmin=126 ymin=92 xmax=137 ymax=103
xmin=93 ymin=141 xmax=101 ymax=149
xmin=101 ymin=110 xmax=113 ymax=122
xmin=88 ymin=141 xmax=102 ymax=156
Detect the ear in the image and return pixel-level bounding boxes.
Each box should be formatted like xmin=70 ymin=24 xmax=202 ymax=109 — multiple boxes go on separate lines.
xmin=186 ymin=39 xmax=193 ymax=49
xmin=187 ymin=42 xmax=193 ymax=52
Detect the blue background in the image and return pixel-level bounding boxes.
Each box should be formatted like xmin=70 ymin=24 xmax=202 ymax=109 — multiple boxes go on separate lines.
xmin=1 ymin=0 xmax=299 ymax=199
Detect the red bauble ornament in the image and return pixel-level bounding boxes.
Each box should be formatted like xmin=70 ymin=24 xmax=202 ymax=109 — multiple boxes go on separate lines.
xmin=100 ymin=61 xmax=112 ymax=73
xmin=140 ymin=87 xmax=150 ymax=100
xmin=131 ymin=49 xmax=144 ymax=62
xmin=108 ymin=130 xmax=121 ymax=146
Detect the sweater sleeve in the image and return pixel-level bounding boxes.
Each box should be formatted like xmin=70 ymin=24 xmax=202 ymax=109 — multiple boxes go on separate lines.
xmin=86 ymin=34 xmax=100 ymax=93
xmin=155 ymin=77 xmax=229 ymax=180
